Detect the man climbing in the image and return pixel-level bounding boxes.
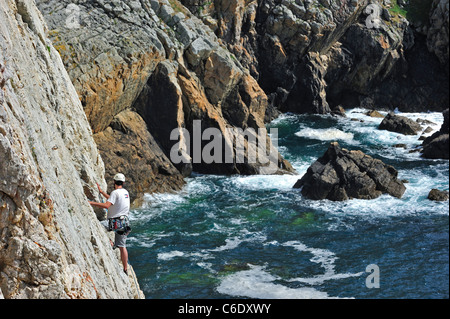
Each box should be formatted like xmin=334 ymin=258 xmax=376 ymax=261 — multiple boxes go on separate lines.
xmin=89 ymin=173 xmax=131 ymax=275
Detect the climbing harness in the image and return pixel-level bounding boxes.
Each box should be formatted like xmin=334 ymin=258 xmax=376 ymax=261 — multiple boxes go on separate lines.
xmin=97 ymin=186 xmax=141 ymax=298
xmin=108 ymin=215 xmax=132 ymax=236
xmin=98 ymin=187 xmax=131 ymax=236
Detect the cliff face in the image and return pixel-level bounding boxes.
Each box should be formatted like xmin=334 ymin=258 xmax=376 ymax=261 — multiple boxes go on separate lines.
xmin=182 ymin=0 xmax=449 ymax=114
xmin=35 ymin=0 xmax=448 ymax=202
xmin=0 ymin=0 xmax=141 ymax=298
xmin=36 ymin=0 xmax=188 ymax=204
xmin=427 ymin=0 xmax=449 ymax=72
xmin=36 ymin=0 xmax=295 ymax=204
xmin=2 ymin=0 xmax=447 ymax=299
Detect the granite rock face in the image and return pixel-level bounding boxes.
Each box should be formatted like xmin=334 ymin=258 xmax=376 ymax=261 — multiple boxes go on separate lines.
xmin=36 ymin=0 xmax=295 ymax=199
xmin=422 ymin=108 xmax=449 ymax=159
xmin=36 ymin=0 xmax=188 ymax=202
xmin=378 ymin=112 xmax=423 ymax=135
xmin=294 ymin=142 xmax=406 ymax=201
xmin=94 ymin=109 xmax=186 ymax=205
xmin=183 ymin=0 xmax=449 ymax=115
xmin=1 ymin=0 xmax=142 ymax=299
xmin=428 ymin=188 xmax=449 ymax=201
xmin=427 ymin=0 xmax=449 ymax=73
xmin=36 ymin=0 xmax=448 ymax=199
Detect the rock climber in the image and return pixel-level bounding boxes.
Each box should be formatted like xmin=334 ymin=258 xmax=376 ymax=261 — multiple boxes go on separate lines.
xmin=89 ymin=173 xmax=131 ymax=275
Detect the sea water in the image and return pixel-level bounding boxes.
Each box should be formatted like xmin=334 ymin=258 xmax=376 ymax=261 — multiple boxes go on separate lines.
xmin=128 ymin=108 xmax=449 ymax=299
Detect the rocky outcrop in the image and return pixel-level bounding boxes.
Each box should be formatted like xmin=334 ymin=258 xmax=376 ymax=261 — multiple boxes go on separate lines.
xmin=422 ymin=108 xmax=449 ymax=159
xmin=1 ymin=0 xmax=141 ymax=298
xmin=294 ymin=142 xmax=406 ymax=201
xmin=378 ymin=112 xmax=423 ymax=135
xmin=181 ymin=0 xmax=365 ymax=115
xmin=183 ymin=0 xmax=448 ymax=115
xmin=94 ymin=110 xmax=186 ymax=205
xmin=319 ymin=1 xmax=448 ymax=112
xmin=36 ymin=0 xmax=188 ymax=203
xmin=36 ymin=0 xmax=448 ymax=196
xmin=427 ymin=0 xmax=449 ymax=73
xmin=428 ymin=188 xmax=449 ymax=201
xmin=36 ymin=0 xmax=295 ymax=198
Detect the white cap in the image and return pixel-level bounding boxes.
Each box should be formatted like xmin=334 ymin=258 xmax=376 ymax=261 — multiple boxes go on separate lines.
xmin=113 ymin=173 xmax=126 ymax=182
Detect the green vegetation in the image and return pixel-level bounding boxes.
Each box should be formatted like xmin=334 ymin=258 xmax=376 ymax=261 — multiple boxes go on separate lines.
xmin=389 ymin=0 xmax=408 ymax=17
xmin=389 ymin=0 xmax=434 ymax=25
xmin=197 ymin=1 xmax=213 ymax=14
xmin=168 ymin=0 xmax=189 ymax=15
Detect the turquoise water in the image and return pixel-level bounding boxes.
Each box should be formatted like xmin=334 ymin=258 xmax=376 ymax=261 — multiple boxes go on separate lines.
xmin=128 ymin=109 xmax=449 ymax=299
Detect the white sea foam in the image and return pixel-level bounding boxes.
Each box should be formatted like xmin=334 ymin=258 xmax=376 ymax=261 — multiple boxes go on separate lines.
xmin=197 ymin=262 xmax=215 ymax=273
xmin=210 ymin=236 xmax=243 ymax=252
xmin=156 ymin=230 xmax=267 ymax=263
xmin=185 ymin=176 xmax=221 ymax=195
xmin=345 ymin=108 xmax=387 ymax=123
xmin=210 ymin=230 xmax=267 ymax=252
xmin=216 ymin=239 xmax=363 ymax=298
xmin=127 ymin=231 xmax=174 ymax=248
xmin=157 ymin=250 xmax=185 ymax=261
xmin=280 ymin=241 xmax=363 ymax=285
xmin=270 ymin=112 xmax=299 ymax=125
xmin=306 ymin=189 xmax=449 ymax=221
xmin=157 ymin=250 xmax=212 ymax=261
xmin=216 ymin=264 xmax=339 ymax=299
xmin=229 ymin=173 xmax=301 ymax=191
xmin=282 ymin=241 xmax=336 ymax=273
xmin=295 ymin=128 xmax=354 ymax=141
xmin=142 ymin=192 xmax=187 ymax=209
xmin=343 ymin=108 xmax=443 ymax=150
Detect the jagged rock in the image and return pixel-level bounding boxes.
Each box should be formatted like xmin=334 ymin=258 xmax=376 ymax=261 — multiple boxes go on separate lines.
xmin=282 ymin=52 xmax=331 ymax=114
xmin=133 ymin=60 xmax=193 ymax=176
xmin=379 ymin=112 xmax=423 ymax=135
xmin=366 ymin=110 xmax=384 ymax=118
xmin=294 ymin=142 xmax=406 ymax=201
xmin=37 ymin=0 xmax=295 ymax=197
xmin=203 ymin=48 xmax=243 ymax=105
xmin=94 ymin=110 xmax=186 ymax=205
xmin=422 ymin=108 xmax=449 ymax=159
xmin=183 ymin=0 xmax=448 ymax=114
xmin=186 ymin=37 xmax=217 ymax=67
xmin=133 ymin=59 xmax=294 ymax=176
xmin=331 ymin=105 xmax=346 ymax=117
xmin=422 ymin=134 xmax=449 ymax=159
xmin=180 ymin=0 xmax=366 ymax=115
xmin=1 ymin=0 xmax=141 ymax=299
xmin=36 ymin=0 xmax=184 ymax=200
xmin=427 ymin=0 xmax=449 ymax=72
xmin=428 ymin=189 xmax=449 ymax=201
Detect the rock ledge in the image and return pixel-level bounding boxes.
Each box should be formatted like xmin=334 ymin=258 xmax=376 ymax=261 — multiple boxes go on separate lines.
xmin=294 ymin=142 xmax=406 ymax=201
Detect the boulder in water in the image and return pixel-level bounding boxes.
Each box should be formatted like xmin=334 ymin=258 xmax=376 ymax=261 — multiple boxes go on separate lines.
xmin=428 ymin=189 xmax=449 ymax=201
xmin=421 ymin=109 xmax=449 ymax=159
xmin=294 ymin=142 xmax=406 ymax=201
xmin=379 ymin=112 xmax=422 ymax=135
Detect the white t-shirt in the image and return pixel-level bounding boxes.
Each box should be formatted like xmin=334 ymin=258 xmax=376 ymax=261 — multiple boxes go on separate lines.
xmin=107 ymin=188 xmax=130 ymax=219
